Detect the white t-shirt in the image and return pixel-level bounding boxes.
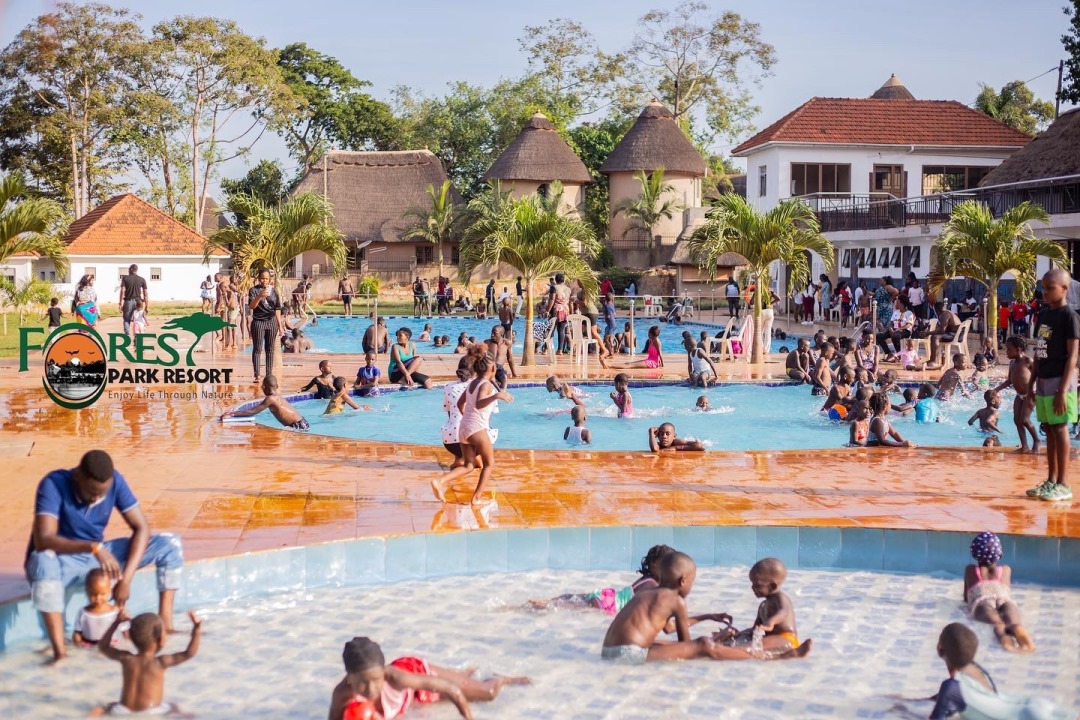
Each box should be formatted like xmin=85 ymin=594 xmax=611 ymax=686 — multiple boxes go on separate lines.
xmin=908 ymin=286 xmax=924 ymax=306
xmin=853 ymin=286 xmax=865 ymax=306
xmin=75 ymin=607 xmax=127 ymax=644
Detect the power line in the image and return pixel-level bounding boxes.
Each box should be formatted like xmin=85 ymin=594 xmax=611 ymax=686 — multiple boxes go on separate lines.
xmin=1023 ymin=65 xmax=1060 ymax=85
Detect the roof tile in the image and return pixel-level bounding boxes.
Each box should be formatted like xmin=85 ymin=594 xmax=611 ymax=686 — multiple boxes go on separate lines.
xmin=62 ymin=194 xmax=228 ymax=256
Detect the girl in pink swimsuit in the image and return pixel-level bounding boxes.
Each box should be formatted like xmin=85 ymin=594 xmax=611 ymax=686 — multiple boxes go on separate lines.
xmin=613 ymin=325 xmax=664 ymax=371
xmin=962 ymin=531 xmax=1034 ymax=652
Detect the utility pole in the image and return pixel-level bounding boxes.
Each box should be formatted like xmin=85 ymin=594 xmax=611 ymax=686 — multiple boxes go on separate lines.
xmin=1056 ymin=59 xmax=1064 ymax=119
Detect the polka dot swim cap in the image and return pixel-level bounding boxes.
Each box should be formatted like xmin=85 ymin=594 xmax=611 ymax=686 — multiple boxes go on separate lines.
xmin=970 ymin=531 xmax=1003 ymax=565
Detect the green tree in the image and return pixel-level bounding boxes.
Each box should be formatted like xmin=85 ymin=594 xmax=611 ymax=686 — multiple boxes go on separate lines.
xmin=626 ymin=1 xmax=774 ymax=143
xmin=569 ymin=115 xmax=634 ymax=241
xmin=930 ymin=201 xmax=1064 ymax=352
xmin=974 ymin=81 xmax=1054 ymax=136
xmin=0 ymin=2 xmax=144 ymax=217
xmin=690 ymin=194 xmax=834 ymax=363
xmin=271 ymin=42 xmax=398 ymax=169
xmin=0 ymin=174 xmax=69 ymax=278
xmin=1062 ymin=0 xmax=1080 ymax=105
xmin=221 ymin=160 xmax=288 ymax=211
xmin=459 ymin=191 xmax=600 ymax=366
xmin=160 ymin=313 xmax=235 ymax=366
xmin=401 ymin=181 xmax=460 ymax=282
xmin=0 ymin=277 xmax=54 ymax=325
xmin=613 ymin=169 xmax=683 ymax=267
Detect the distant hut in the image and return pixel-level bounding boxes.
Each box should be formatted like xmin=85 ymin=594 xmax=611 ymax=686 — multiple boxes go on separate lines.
xmin=484 ymin=112 xmax=592 ymax=215
xmin=601 ymin=100 xmax=707 ymax=266
xmin=870 ymin=74 xmax=915 ymax=100
xmin=292 ymin=150 xmax=458 ymax=280
xmin=668 ymin=242 xmax=749 ymax=297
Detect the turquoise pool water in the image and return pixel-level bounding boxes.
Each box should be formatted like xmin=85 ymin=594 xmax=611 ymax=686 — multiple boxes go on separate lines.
xmin=259 ymin=383 xmax=1006 ymax=451
xmin=302 ymin=315 xmax=797 ymax=355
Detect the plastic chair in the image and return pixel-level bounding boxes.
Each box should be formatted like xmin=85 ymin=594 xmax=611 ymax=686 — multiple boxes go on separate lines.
xmin=912 ymin=318 xmax=937 ymax=360
xmin=943 ymin=319 xmax=972 ymax=364
xmin=541 ymin=321 xmax=558 ymax=364
xmin=718 ymin=316 xmax=754 ymax=362
xmin=567 ymin=313 xmax=599 ymax=366
xmin=643 ymin=295 xmax=659 ymax=317
xmin=829 ymin=306 xmax=841 ymax=323
xmin=708 ymin=318 xmax=736 ymax=355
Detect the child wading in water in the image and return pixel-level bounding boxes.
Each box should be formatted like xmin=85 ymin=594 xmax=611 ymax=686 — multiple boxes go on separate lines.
xmin=527 ymin=545 xmax=674 ymax=614
xmin=302 ymin=359 xmax=336 ymax=399
xmin=325 ymin=376 xmax=369 ymax=415
xmin=564 ymin=405 xmax=592 ymax=445
xmin=222 ymin=375 xmax=309 ymax=430
xmin=600 ymin=551 xmax=811 ymax=664
xmin=648 ymin=422 xmax=704 ymax=452
xmin=431 ymin=344 xmax=512 ymax=505
xmin=716 ymin=558 xmax=804 ymax=655
xmin=610 ymin=373 xmax=633 ymax=418
xmin=91 ymin=610 xmax=201 ymax=716
xmin=994 ymin=336 xmax=1040 ymax=453
xmin=867 ymin=392 xmax=916 ymax=448
xmin=967 ymin=390 xmax=1003 ymax=435
xmin=328 ymin=636 xmax=529 ymax=720
xmin=73 ymin=568 xmax=124 ymax=647
xmin=964 ymin=531 xmax=1034 ymax=652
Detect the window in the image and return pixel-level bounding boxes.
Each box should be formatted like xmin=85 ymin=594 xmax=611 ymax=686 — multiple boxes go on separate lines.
xmin=150 ymin=267 xmax=161 ymax=280
xmin=910 ymin=247 xmax=921 ymax=268
xmin=857 ymin=249 xmax=866 ymax=269
xmin=879 ymin=250 xmax=889 ymax=269
xmin=346 ymin=244 xmax=364 ymax=269
xmin=451 ymin=244 xmax=460 ymax=265
xmin=38 ymin=270 xmax=56 ymax=281
xmin=891 ymin=247 xmax=902 ymax=267
xmin=416 ymin=245 xmax=434 ymax=265
xmin=921 ymin=166 xmax=994 ymax=195
xmin=867 ymin=248 xmax=877 ymax=268
xmin=842 ymin=249 xmax=851 ymax=268
xmin=758 ymin=165 xmax=767 ymax=197
xmin=790 ymin=163 xmax=852 ymax=196
xmin=4 ymin=273 xmax=14 ymax=284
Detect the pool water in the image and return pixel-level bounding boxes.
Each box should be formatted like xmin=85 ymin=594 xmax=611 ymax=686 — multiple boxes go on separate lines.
xmin=3 ymin=567 xmax=1076 ymax=718
xmin=302 ymin=316 xmax=797 ymax=355
xmin=265 ymin=383 xmax=1011 ymax=451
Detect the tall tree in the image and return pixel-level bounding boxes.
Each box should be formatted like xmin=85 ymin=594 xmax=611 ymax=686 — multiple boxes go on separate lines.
xmin=271 ymin=43 xmax=398 ymax=169
xmin=930 ymin=201 xmax=1064 ymax=352
xmin=221 ymin=160 xmax=288 ymax=208
xmin=974 ymin=81 xmax=1054 ymax=136
xmin=613 ymin=169 xmax=683 ymax=267
xmin=401 ymin=181 xmax=460 ymax=282
xmin=0 ymin=174 xmax=69 ymax=279
xmin=626 ymin=1 xmax=774 ymax=143
xmin=0 ymin=2 xmax=144 ymax=217
xmin=569 ymin=114 xmax=634 ymax=241
xmin=153 ymin=16 xmax=295 ymax=234
xmin=460 ymin=190 xmax=599 ymax=366
xmin=690 ymin=195 xmax=833 ymax=363
xmin=1062 ymin=0 xmax=1080 ymax=105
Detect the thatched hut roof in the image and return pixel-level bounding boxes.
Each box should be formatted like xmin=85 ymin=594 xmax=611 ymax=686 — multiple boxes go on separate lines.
xmin=600 ymin=100 xmax=707 ymax=176
xmin=870 ymin=74 xmax=915 ymax=100
xmin=293 ymin=150 xmax=459 ymax=244
xmin=484 ymin=112 xmax=591 ymax=183
xmin=668 ymin=240 xmax=748 ymax=267
xmin=979 ymin=107 xmax=1080 ymax=186
xmin=199 ymin=197 xmax=231 ymax=238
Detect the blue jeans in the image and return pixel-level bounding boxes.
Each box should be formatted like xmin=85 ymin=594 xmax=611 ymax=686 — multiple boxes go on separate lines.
xmin=25 ymin=533 xmax=184 ymax=613
xmin=122 ymin=299 xmax=138 ymax=335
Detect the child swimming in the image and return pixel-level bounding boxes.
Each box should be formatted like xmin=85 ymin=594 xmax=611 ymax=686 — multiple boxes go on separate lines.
xmin=222 ymin=375 xmax=309 ymax=430
xmin=564 ymin=405 xmax=592 ymax=445
xmin=915 ymin=383 xmax=941 ymax=423
xmin=964 ymin=531 xmax=1034 ymax=652
xmin=695 ymin=395 xmax=710 ymax=411
xmin=867 ymin=392 xmax=916 ymax=448
xmin=325 ymin=376 xmax=368 ymax=415
xmin=848 ymin=402 xmax=871 ymax=446
xmin=610 ymin=373 xmax=633 ymax=418
xmin=937 ymin=354 xmax=971 ymax=401
xmin=891 ymin=388 xmax=917 ymax=416
xmin=527 ymin=545 xmax=673 ymax=614
xmin=967 ymin=389 xmax=1003 ymax=434
xmin=969 ymin=354 xmax=991 ymax=392
xmin=648 ymin=422 xmax=704 ymax=452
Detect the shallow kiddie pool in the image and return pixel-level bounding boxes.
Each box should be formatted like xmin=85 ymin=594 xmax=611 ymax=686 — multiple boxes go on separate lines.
xmin=1 ymin=537 xmax=1077 ymax=719
xmin=258 ymin=382 xmax=1003 ymax=452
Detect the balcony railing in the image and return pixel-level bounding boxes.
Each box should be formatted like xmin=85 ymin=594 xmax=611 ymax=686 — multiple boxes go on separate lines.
xmin=804 ymin=175 xmax=1080 ymax=232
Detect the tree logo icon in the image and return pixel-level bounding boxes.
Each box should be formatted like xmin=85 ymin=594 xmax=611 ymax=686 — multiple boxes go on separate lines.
xmin=161 ymin=312 xmax=236 ymax=366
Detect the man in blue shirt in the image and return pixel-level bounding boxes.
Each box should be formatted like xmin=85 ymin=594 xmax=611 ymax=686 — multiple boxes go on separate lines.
xmin=24 ymin=450 xmax=184 ymax=661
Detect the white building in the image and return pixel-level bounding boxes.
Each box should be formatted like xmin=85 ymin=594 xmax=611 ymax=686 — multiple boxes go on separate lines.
xmin=731 ymin=75 xmax=1032 ymax=292
xmin=9 ymin=193 xmax=229 ymax=303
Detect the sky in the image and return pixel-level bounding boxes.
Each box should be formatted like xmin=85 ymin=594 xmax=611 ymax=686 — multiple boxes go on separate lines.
xmin=1 ymin=0 xmax=1076 ymax=188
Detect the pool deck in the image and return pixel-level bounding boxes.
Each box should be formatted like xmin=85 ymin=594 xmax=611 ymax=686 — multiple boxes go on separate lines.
xmin=1 ymin=314 xmax=1077 ymax=604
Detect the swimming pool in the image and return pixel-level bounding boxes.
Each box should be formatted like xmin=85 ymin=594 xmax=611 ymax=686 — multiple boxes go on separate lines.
xmin=259 ymin=382 xmax=1004 ymax=451
xmin=302 ymin=315 xmax=798 ymax=355
xmin=3 ymin=565 xmax=1075 ymax=718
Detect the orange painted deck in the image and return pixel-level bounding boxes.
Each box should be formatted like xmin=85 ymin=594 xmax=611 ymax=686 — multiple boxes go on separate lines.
xmin=1 ymin=315 xmax=1077 ymax=604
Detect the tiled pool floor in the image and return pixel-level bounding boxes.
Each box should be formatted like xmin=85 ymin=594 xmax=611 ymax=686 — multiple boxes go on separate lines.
xmin=1 ymin=568 xmax=1076 ymax=718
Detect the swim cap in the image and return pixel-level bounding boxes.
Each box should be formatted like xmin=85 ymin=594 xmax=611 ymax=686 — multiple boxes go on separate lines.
xmin=970 ymin=531 xmax=1003 ymax=565
xmin=344 ymin=700 xmax=377 ymax=720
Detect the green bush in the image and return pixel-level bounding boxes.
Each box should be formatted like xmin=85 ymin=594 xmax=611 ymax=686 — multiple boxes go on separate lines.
xmin=597 ymin=268 xmax=642 ymax=294
xmin=356 ymin=274 xmax=381 ymax=296
xmin=593 ymin=245 xmax=616 ymax=270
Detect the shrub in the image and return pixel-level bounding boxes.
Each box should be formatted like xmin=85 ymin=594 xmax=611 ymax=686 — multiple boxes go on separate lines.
xmin=356 ymin=274 xmax=381 ymax=296
xmin=597 ymin=268 xmax=642 ymax=294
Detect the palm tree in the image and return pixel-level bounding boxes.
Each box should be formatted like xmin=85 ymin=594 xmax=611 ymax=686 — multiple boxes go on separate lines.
xmin=401 ymin=180 xmax=459 ymax=282
xmin=460 ymin=191 xmax=600 ymax=366
xmin=205 ymin=192 xmax=346 ymax=289
xmin=930 ymin=200 xmax=1063 ymax=351
xmin=613 ymin=168 xmax=682 ymax=267
xmin=690 ymin=194 xmax=835 ymax=363
xmin=0 ymin=277 xmax=54 ymax=326
xmin=0 ymin=174 xmax=69 ymax=279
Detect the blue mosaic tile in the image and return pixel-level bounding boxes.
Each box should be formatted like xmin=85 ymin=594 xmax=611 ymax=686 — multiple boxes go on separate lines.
xmin=714 ymin=526 xmax=757 ymax=567
xmin=549 ymin=527 xmax=590 ymax=569
xmin=589 ymin=527 xmax=632 ymax=569
xmin=466 ymin=530 xmax=508 ymax=574
xmin=756 ymin=526 xmax=799 ymax=568
xmin=883 ymin=530 xmax=928 ymax=573
xmin=1013 ymin=535 xmax=1059 ymax=585
xmin=631 ymin=526 xmax=674 ymax=568
xmin=840 ymin=528 xmax=884 ymax=570
xmin=1057 ymin=538 xmax=1080 ymax=587
xmin=304 ymin=541 xmax=349 ymax=589
xmin=0 ymin=600 xmax=40 ymax=651
xmin=925 ymin=531 xmax=971 ymax=577
xmin=384 ymin=535 xmax=425 ymax=582
xmin=506 ymin=528 xmax=549 ymax=571
xmin=798 ymin=527 xmax=842 ymax=568
xmin=673 ymin=526 xmax=715 ymax=566
xmin=425 ymin=532 xmax=467 ymax=578
xmin=344 ymin=537 xmax=387 ymax=584
xmin=228 ymin=546 xmax=305 ymax=597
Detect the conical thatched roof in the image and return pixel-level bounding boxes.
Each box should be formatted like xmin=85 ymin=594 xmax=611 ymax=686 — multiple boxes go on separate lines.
xmin=484 ymin=112 xmax=591 ymax=183
xmin=870 ymin=74 xmax=915 ymax=100
xmin=600 ymin=100 xmax=707 ymax=176
xmin=979 ymin=107 xmax=1080 ymax=186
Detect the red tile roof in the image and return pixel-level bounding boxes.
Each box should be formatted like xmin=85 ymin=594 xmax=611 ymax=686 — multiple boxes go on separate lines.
xmin=732 ymin=98 xmax=1031 ymax=155
xmin=62 ymin=194 xmax=228 ymax=256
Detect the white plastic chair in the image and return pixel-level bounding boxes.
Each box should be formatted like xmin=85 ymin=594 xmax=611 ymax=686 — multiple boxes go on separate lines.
xmin=718 ymin=316 xmax=754 ymax=362
xmin=829 ymin=306 xmax=841 ymax=323
xmin=708 ymin=318 xmax=736 ymax=354
xmin=912 ymin=318 xmax=937 ymax=360
xmin=943 ymin=319 xmax=972 ymax=364
xmin=567 ymin=313 xmax=599 ymax=366
xmin=541 ymin=321 xmax=558 ymax=364
xmin=643 ymin=295 xmax=659 ymax=317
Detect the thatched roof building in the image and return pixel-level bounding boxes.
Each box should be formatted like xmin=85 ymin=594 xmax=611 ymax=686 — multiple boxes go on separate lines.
xmin=600 ymin=100 xmax=707 ymax=176
xmin=198 ymin=197 xmax=231 ymax=238
xmin=979 ymin=107 xmax=1080 ymax=186
xmin=870 ymin=74 xmax=915 ymax=100
xmin=668 ymin=241 xmax=747 ymax=267
xmin=293 ymin=149 xmax=457 ymax=245
xmin=484 ymin=112 xmax=591 ymax=183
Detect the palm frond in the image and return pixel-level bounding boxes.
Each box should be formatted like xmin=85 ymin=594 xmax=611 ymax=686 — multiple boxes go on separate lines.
xmin=0 ymin=174 xmax=69 ymax=277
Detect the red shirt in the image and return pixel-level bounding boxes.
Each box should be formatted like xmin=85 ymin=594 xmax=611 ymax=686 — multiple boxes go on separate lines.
xmin=1010 ymin=302 xmax=1027 ymax=321
xmin=997 ymin=306 xmax=1010 ymax=329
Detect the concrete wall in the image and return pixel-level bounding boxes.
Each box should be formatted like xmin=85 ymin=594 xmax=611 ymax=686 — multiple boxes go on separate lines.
xmin=34 ymin=256 xmax=224 ymax=303
xmin=0 ymin=256 xmax=34 ymax=286
xmin=608 ymin=171 xmax=702 ymax=250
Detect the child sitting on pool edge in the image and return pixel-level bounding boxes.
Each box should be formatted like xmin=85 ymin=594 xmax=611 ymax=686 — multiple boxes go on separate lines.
xmin=600 ymin=551 xmax=811 ymax=664
xmin=222 ymin=375 xmax=309 ymax=430
xmin=327 ymin=636 xmax=529 ymax=720
xmin=527 ymin=544 xmax=674 ymax=614
xmin=564 ymin=405 xmax=591 ymax=445
xmin=648 ymin=422 xmax=704 ymax=452
xmin=354 ymin=351 xmax=381 ymax=396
